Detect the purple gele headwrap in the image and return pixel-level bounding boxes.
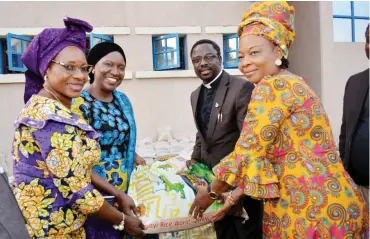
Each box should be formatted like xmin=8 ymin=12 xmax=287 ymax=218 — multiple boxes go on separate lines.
xmin=21 ymin=17 xmax=93 ymax=104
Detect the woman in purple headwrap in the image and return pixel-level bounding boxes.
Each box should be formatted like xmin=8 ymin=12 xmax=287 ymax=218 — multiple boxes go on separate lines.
xmin=12 ymin=18 xmax=145 ymax=238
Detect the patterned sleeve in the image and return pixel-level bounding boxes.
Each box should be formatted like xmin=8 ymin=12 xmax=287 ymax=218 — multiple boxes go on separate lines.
xmin=71 ymin=97 xmax=89 ymax=122
xmin=213 ymin=77 xmax=297 ymax=199
xmin=31 ymin=122 xmax=104 ymax=215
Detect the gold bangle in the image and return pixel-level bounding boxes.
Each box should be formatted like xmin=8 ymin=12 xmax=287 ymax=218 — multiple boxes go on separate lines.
xmin=226 ymin=192 xmax=237 ymax=206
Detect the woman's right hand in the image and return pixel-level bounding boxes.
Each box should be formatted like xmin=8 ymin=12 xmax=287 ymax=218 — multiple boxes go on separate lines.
xmin=115 ymin=192 xmax=139 ymax=216
xmin=124 ymin=215 xmax=146 ymax=238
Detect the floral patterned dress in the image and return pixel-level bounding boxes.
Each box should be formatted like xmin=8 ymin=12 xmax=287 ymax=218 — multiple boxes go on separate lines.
xmin=12 ymin=95 xmax=104 ymax=239
xmin=72 ymin=90 xmax=137 ymax=193
xmin=214 ymin=73 xmax=369 ymax=238
xmin=75 ymin=91 xmax=131 ymax=192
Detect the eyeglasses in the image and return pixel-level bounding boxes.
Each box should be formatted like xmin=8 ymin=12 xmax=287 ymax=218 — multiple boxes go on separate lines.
xmin=191 ymin=54 xmax=218 ymax=65
xmin=51 ymin=60 xmax=93 ymax=75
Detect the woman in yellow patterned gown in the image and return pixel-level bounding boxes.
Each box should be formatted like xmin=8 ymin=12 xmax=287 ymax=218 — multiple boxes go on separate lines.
xmin=190 ymin=2 xmax=369 ymax=238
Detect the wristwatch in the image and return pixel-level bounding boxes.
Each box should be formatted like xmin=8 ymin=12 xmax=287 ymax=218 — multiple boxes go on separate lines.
xmin=207 ymin=184 xmax=220 ymax=200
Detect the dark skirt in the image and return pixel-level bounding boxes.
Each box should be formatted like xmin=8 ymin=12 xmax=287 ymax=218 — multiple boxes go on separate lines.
xmin=85 ymin=216 xmax=124 ymax=239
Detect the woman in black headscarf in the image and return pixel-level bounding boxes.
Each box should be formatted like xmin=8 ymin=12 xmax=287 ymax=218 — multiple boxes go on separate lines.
xmin=72 ymin=42 xmax=146 ymax=239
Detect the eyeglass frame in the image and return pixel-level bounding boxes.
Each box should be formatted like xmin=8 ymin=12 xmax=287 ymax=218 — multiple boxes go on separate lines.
xmin=191 ymin=53 xmax=220 ymax=65
xmin=51 ymin=60 xmax=93 ymax=75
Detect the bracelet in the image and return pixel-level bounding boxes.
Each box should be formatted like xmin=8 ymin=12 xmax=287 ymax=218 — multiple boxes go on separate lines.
xmin=226 ymin=191 xmax=237 ymax=206
xmin=113 ymin=213 xmax=125 ymax=231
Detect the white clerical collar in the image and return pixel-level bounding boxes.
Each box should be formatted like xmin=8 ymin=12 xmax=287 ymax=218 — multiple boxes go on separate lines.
xmin=203 ymin=69 xmax=223 ymax=89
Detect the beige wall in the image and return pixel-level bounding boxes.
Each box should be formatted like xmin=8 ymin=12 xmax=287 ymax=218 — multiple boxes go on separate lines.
xmin=0 ymin=83 xmax=24 ymax=173
xmin=289 ymin=1 xmax=322 ymax=98
xmin=119 ymin=78 xmax=199 ymax=140
xmin=319 ymin=1 xmax=369 ymax=143
xmin=0 ymin=1 xmax=251 ymax=28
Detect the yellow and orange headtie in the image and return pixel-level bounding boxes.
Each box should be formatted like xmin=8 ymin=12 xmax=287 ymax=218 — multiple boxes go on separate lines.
xmin=238 ymin=1 xmax=295 ymax=59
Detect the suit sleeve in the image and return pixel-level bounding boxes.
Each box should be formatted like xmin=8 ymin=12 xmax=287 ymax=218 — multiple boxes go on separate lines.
xmin=191 ymin=132 xmax=202 ymax=161
xmin=339 ymin=77 xmax=351 ymax=164
xmin=235 ymin=81 xmax=255 ymax=131
xmin=190 ymin=93 xmax=202 ymax=161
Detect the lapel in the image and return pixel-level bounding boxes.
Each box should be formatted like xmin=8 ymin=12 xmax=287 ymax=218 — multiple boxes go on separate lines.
xmin=206 ymin=71 xmax=230 ymax=143
xmin=191 ymin=86 xmax=205 ymax=141
xmin=351 ymin=69 xmax=369 ymax=131
xmin=191 ymin=86 xmax=201 ymax=120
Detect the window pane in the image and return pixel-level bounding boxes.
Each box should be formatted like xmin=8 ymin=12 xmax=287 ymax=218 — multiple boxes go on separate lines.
xmin=166 ymin=37 xmax=177 ymax=51
xmin=355 ymin=19 xmax=369 ymax=42
xmin=155 ymin=53 xmax=166 ymax=68
xmin=23 ymin=41 xmax=30 ymax=52
xmin=354 ymin=1 xmax=369 ymax=17
xmin=93 ymin=38 xmax=103 ymax=46
xmin=225 ymin=38 xmax=238 ymax=51
xmin=11 ymin=38 xmax=22 ymax=53
xmin=12 ymin=54 xmax=23 ymax=68
xmin=333 ymin=1 xmax=351 ymax=16
xmin=333 ymin=18 xmax=352 ymax=42
xmin=155 ymin=39 xmax=166 ymax=53
xmin=225 ymin=52 xmax=238 ymax=63
xmin=167 ymin=51 xmax=178 ymax=66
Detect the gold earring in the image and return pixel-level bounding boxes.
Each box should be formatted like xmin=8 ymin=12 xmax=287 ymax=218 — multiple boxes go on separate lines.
xmin=275 ymin=59 xmax=282 ymax=66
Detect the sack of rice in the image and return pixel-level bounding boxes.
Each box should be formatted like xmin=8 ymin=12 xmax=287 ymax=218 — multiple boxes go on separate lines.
xmin=127 ymin=160 xmax=221 ymax=236
xmin=128 ymin=158 xmax=248 ymax=238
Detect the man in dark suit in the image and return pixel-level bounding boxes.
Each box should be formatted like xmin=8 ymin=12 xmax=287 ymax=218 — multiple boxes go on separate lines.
xmin=339 ymin=24 xmax=369 ymax=207
xmin=188 ymin=39 xmax=262 ymax=239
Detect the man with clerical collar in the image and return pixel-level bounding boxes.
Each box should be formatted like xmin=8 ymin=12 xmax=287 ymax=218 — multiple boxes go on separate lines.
xmin=188 ymin=39 xmax=262 ymax=238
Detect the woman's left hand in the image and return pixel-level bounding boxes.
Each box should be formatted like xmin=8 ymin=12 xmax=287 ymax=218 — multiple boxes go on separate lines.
xmin=134 ymin=155 xmax=146 ymax=166
xmin=189 ymin=184 xmax=215 ymax=219
xmin=211 ymin=187 xmax=245 ymax=222
xmin=115 ymin=192 xmax=139 ymax=217
xmin=210 ymin=199 xmax=235 ymax=222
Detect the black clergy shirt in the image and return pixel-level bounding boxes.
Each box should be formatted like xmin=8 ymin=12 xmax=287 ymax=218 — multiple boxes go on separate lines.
xmin=196 ymin=71 xmax=223 ymax=138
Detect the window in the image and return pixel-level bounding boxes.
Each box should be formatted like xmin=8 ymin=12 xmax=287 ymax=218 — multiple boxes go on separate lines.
xmin=89 ymin=33 xmax=113 ymax=48
xmin=223 ymin=34 xmax=239 ymax=69
xmin=85 ymin=33 xmax=113 ymax=57
xmin=6 ymin=33 xmax=32 ymax=72
xmin=152 ymin=34 xmax=186 ymax=71
xmin=333 ymin=1 xmax=369 ymax=42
